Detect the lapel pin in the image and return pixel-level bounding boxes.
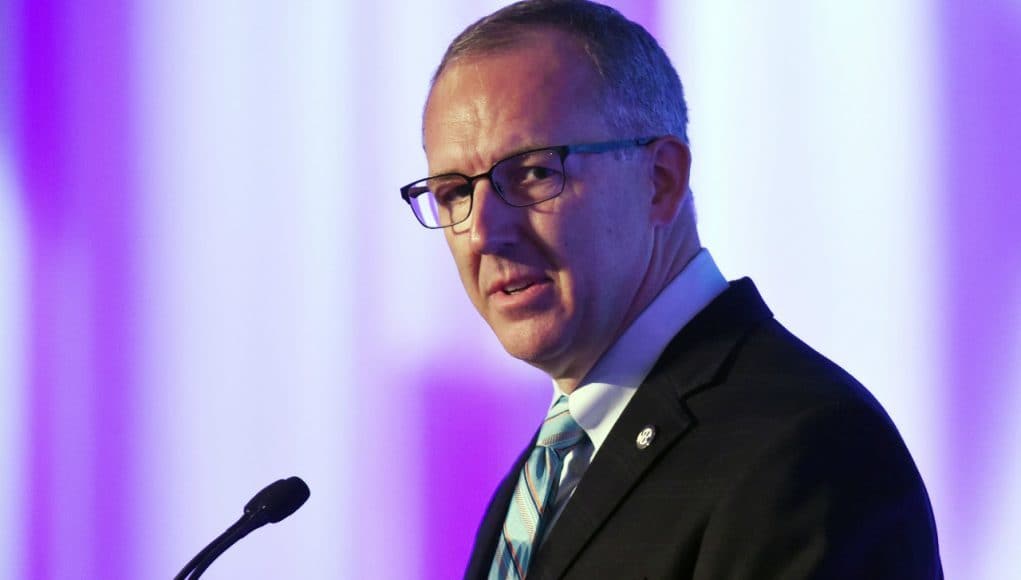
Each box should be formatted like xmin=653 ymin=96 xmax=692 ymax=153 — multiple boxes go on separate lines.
xmin=635 ymin=425 xmax=657 ymax=450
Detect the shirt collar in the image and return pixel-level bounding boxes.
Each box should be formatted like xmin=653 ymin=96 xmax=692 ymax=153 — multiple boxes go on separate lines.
xmin=553 ymin=249 xmax=728 ymax=453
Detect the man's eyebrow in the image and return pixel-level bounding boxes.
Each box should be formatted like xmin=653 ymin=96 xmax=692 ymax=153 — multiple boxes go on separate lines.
xmin=429 ymin=142 xmax=557 ymax=178
xmin=425 ymin=170 xmax=468 ymax=179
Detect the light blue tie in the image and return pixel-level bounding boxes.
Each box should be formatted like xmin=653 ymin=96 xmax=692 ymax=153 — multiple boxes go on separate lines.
xmin=489 ymin=395 xmax=587 ymax=579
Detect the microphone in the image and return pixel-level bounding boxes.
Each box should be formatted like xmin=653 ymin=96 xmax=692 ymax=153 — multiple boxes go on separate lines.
xmin=174 ymin=476 xmax=310 ymax=580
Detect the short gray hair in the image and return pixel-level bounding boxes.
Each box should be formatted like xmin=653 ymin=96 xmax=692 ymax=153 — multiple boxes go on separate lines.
xmin=432 ymin=0 xmax=688 ymax=142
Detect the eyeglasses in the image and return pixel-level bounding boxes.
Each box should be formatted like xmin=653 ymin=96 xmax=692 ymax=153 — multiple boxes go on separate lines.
xmin=400 ymin=136 xmax=659 ymax=229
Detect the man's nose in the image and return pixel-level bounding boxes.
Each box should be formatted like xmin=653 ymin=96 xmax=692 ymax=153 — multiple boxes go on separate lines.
xmin=468 ymin=179 xmax=518 ymax=254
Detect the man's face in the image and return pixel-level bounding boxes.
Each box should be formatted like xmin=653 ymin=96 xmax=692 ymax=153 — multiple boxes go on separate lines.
xmin=423 ymin=30 xmax=659 ymax=387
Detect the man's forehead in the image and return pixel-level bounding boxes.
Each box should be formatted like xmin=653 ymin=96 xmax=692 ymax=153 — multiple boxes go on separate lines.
xmin=422 ymin=30 xmax=608 ymax=169
xmin=427 ymin=29 xmax=604 ymax=113
xmin=433 ymin=26 xmax=596 ymax=90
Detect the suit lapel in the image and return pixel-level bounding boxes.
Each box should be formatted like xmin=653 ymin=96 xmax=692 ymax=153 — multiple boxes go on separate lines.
xmin=528 ymin=375 xmax=692 ymax=580
xmin=528 ymin=279 xmax=773 ymax=579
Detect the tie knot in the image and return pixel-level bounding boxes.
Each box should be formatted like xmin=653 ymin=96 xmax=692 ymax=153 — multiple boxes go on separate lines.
xmin=537 ymin=395 xmax=586 ymax=453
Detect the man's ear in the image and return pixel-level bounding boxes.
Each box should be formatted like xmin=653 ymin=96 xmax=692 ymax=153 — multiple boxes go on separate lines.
xmin=648 ymin=136 xmax=692 ymax=226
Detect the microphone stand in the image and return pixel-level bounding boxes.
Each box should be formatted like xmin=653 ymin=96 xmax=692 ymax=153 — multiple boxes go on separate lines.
xmin=174 ymin=516 xmax=249 ymax=580
xmin=174 ymin=477 xmax=310 ymax=580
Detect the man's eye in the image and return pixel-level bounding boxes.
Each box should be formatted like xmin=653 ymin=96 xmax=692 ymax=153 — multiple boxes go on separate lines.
xmin=435 ymin=184 xmax=472 ymax=205
xmin=523 ymin=166 xmax=558 ymax=181
xmin=506 ymin=164 xmax=561 ymax=185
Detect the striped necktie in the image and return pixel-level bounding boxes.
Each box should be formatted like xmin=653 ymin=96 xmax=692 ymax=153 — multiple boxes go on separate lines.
xmin=489 ymin=395 xmax=587 ymax=579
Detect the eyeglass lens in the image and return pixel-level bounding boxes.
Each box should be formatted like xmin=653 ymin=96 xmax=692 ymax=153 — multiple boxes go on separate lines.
xmin=408 ymin=147 xmax=566 ymax=228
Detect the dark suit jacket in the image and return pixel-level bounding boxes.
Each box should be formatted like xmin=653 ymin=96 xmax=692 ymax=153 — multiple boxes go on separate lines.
xmin=465 ymin=279 xmax=942 ymax=579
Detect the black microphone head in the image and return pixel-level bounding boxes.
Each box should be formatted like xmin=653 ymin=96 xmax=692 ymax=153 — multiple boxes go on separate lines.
xmin=244 ymin=476 xmax=310 ymax=524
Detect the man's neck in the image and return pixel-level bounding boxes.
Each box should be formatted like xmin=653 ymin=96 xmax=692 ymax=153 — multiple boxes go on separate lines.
xmin=549 ymin=236 xmax=703 ymax=395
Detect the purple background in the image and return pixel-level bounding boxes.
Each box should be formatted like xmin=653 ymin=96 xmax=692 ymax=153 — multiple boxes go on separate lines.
xmin=1 ymin=0 xmax=1019 ymax=578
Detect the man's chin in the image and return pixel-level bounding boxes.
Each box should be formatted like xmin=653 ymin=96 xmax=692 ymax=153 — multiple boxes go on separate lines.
xmin=495 ymin=330 xmax=572 ymax=375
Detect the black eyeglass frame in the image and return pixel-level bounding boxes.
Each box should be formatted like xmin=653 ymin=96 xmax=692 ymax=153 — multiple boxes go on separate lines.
xmin=399 ymin=136 xmax=660 ymax=229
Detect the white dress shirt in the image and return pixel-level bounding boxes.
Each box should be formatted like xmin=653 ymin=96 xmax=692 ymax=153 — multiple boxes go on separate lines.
xmin=541 ymin=248 xmax=728 ymax=540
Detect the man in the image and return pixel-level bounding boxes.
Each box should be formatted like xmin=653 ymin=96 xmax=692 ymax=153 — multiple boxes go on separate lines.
xmin=400 ymin=1 xmax=942 ymax=578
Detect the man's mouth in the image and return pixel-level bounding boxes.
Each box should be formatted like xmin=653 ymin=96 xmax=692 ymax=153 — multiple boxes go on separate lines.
xmin=503 ymin=282 xmax=535 ymax=295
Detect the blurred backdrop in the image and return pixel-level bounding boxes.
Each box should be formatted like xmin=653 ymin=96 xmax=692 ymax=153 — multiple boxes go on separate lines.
xmin=1 ymin=0 xmax=1019 ymax=578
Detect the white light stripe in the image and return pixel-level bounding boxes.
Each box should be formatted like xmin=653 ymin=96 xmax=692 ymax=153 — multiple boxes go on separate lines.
xmin=136 ymin=0 xmax=357 ymax=576
xmin=664 ymin=0 xmax=941 ymax=548
xmin=0 ymin=133 xmax=27 ymax=580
